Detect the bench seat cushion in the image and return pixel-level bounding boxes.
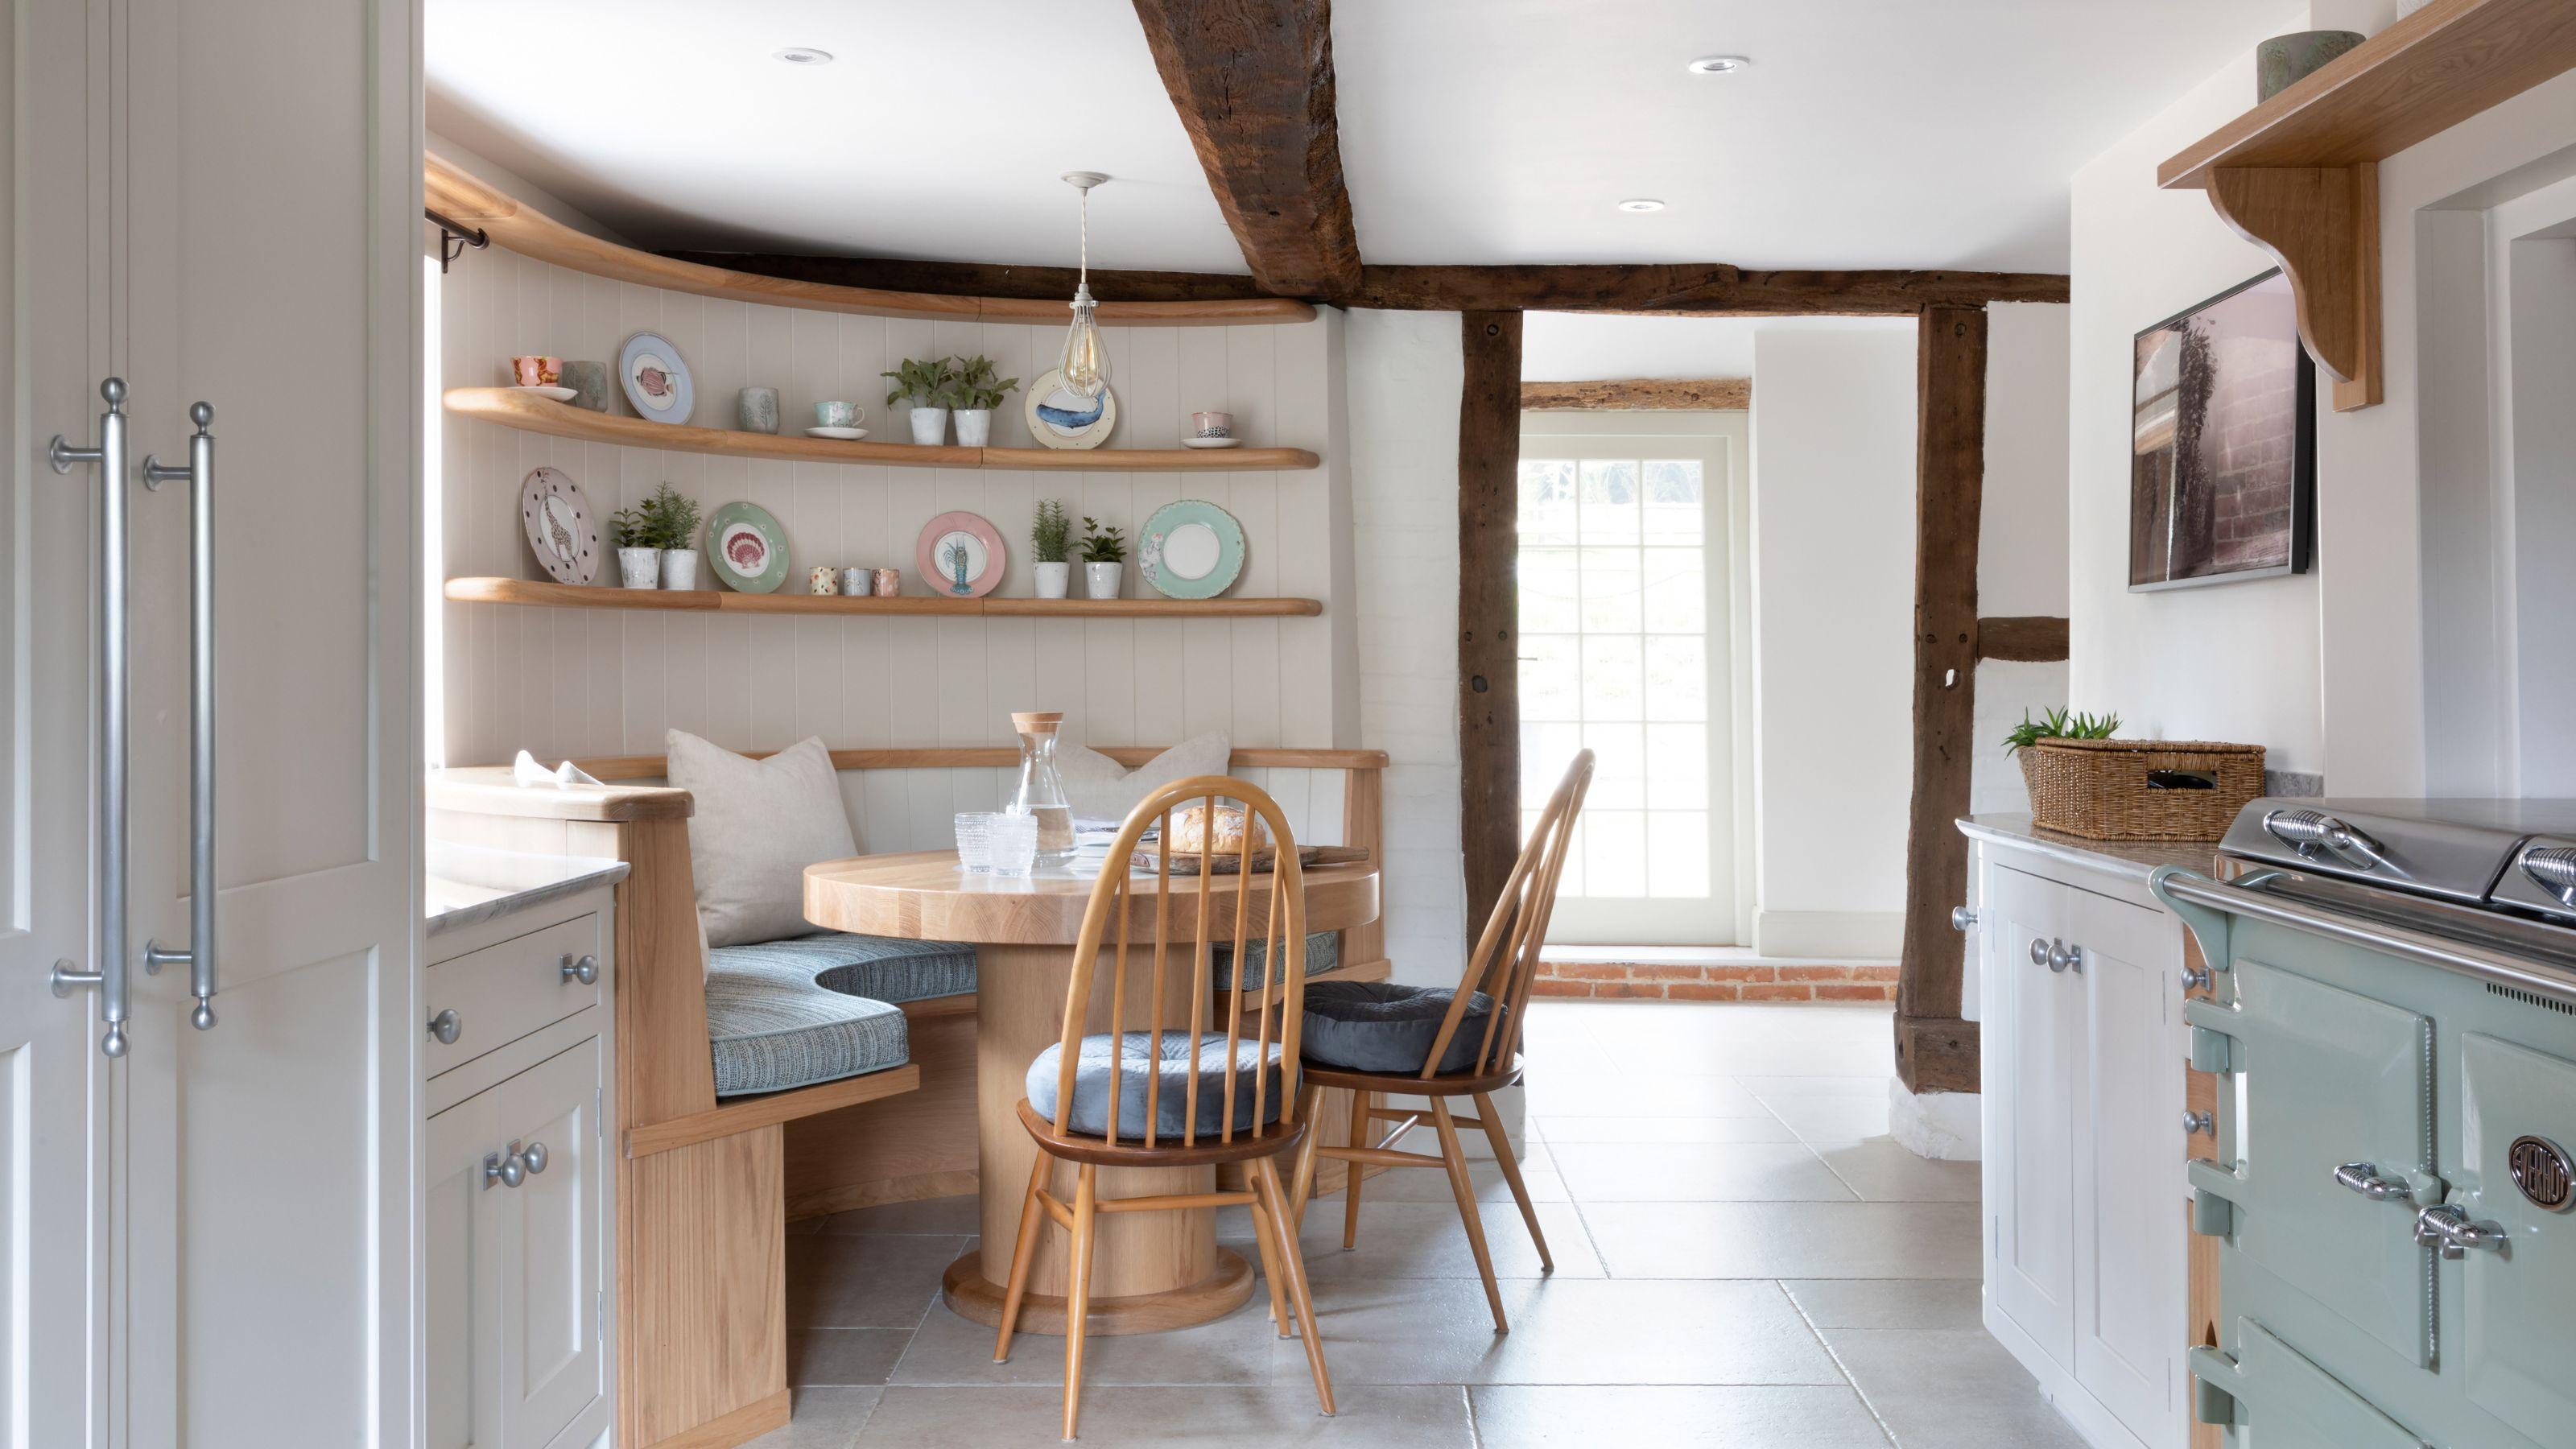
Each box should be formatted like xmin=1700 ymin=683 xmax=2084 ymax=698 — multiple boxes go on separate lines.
xmin=702 ymin=930 xmax=973 ymax=1097
xmin=1026 ymin=1032 xmax=1284 ymax=1138
xmin=711 ymin=931 xmax=978 ymax=1004
xmin=1209 ymin=931 xmax=1341 ymax=990
xmin=1299 ymin=980 xmax=1502 ymax=1076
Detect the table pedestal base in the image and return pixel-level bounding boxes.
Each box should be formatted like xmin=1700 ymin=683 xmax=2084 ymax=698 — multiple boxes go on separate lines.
xmin=940 ymin=1247 xmax=1257 ymax=1336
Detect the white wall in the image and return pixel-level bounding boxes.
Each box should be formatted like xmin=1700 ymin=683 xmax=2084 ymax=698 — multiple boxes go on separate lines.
xmin=1975 ymin=303 xmax=2074 ymax=814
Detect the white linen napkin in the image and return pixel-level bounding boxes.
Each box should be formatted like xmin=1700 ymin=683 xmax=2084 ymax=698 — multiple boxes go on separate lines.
xmin=512 ymin=749 xmax=605 ymax=789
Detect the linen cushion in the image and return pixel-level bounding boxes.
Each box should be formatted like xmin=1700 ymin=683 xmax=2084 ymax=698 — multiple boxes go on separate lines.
xmin=1025 ymin=1032 xmax=1284 ymax=1138
xmin=667 ymin=731 xmax=857 ymax=948
xmin=1300 ymin=980 xmax=1502 ymax=1076
xmin=1210 ymin=931 xmax=1342 ymax=990
xmin=707 ymin=931 xmax=977 ymax=1004
xmin=704 ymin=948 xmax=910 ymax=1097
xmin=1056 ymin=732 xmax=1232 ymax=826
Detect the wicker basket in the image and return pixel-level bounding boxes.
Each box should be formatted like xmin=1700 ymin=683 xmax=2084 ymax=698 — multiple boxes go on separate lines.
xmin=2017 ymin=737 xmax=2266 ymax=841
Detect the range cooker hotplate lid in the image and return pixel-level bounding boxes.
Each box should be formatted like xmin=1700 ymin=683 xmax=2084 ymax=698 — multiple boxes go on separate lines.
xmin=2219 ymin=798 xmax=2576 ymax=906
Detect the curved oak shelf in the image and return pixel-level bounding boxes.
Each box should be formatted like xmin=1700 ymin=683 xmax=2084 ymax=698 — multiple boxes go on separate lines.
xmin=446 ymin=388 xmax=1320 ymax=473
xmin=427 ymin=152 xmax=1314 ymax=327
xmin=446 ymin=577 xmax=1323 ymax=619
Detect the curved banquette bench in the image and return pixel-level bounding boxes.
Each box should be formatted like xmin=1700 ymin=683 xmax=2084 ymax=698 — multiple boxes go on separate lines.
xmin=426 ymin=743 xmax=1388 ymax=1449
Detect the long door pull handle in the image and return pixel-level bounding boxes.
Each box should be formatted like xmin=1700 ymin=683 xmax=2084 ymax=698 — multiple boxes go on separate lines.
xmin=140 ymin=403 xmax=217 ymax=1030
xmin=47 ymin=379 xmax=132 ymax=1057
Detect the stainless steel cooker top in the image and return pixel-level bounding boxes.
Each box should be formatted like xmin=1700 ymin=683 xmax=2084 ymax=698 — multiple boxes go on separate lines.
xmin=2219 ymin=796 xmax=2576 ymax=927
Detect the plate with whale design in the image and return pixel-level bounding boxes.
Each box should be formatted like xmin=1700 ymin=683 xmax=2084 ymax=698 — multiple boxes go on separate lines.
xmin=1022 ymin=368 xmax=1117 ymax=450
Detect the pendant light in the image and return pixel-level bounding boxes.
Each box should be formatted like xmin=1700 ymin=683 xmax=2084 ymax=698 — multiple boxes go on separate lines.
xmin=1057 ymin=171 xmax=1110 ymax=400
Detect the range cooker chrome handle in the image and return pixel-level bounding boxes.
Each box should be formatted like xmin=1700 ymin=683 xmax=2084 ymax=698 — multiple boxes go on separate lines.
xmin=2413 ymin=1203 xmax=2508 ymax=1260
xmin=2333 ymin=1161 xmax=2411 ymax=1202
xmin=2262 ymin=808 xmax=2394 ymax=873
xmin=2520 ymin=847 xmax=2576 ymax=908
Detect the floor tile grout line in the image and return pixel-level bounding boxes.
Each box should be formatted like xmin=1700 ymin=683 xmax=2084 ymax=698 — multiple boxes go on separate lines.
xmin=1459 ymin=1384 xmax=1484 ymax=1448
xmin=1778 ymin=1282 xmax=1903 ymax=1449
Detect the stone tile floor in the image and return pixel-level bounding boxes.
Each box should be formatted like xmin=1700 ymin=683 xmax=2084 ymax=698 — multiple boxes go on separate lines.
xmin=747 ymin=1000 xmax=2087 ymax=1447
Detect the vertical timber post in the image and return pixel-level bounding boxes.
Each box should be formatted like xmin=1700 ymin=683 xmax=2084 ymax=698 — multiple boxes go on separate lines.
xmin=1459 ymin=311 xmax=1525 ymax=949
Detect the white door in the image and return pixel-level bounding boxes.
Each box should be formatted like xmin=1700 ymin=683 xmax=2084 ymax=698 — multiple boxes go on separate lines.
xmin=1517 ymin=412 xmax=1750 ymax=945
xmin=1986 ymin=865 xmax=2074 ymax=1366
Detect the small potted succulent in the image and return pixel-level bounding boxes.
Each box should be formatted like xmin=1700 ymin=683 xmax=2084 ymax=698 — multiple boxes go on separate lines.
xmin=952 ymin=354 xmax=1020 ymax=448
xmin=1078 ymin=515 xmax=1127 ymax=600
xmin=1031 ymin=498 xmax=1072 ymax=599
xmin=883 ymin=355 xmax=963 ymax=445
xmin=609 ymin=483 xmax=704 ymax=590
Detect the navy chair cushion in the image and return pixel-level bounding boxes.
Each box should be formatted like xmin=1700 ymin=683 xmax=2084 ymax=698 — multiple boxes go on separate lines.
xmin=709 ymin=931 xmax=977 ymax=1004
xmin=701 ymin=931 xmax=975 ymax=1098
xmin=1210 ymin=930 xmax=1341 ymax=990
xmin=1299 ymin=980 xmax=1502 ymax=1076
xmin=1026 ymin=1032 xmax=1285 ymax=1138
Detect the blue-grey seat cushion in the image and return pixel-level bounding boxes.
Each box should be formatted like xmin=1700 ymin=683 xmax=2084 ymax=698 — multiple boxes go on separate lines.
xmin=702 ymin=931 xmax=972 ymax=1097
xmin=1299 ymin=980 xmax=1502 ymax=1076
xmin=1026 ymin=1033 xmax=1285 ymax=1138
xmin=709 ymin=931 xmax=978 ymax=1004
xmin=1210 ymin=931 xmax=1341 ymax=990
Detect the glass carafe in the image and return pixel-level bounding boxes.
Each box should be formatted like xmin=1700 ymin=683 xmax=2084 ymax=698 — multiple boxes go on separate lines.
xmin=1007 ymin=711 xmax=1077 ymax=865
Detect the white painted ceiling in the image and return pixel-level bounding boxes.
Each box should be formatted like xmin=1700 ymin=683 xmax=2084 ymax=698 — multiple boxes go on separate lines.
xmin=427 ymin=0 xmax=2293 ymax=276
xmin=1522 ymin=315 xmax=1922 ymax=381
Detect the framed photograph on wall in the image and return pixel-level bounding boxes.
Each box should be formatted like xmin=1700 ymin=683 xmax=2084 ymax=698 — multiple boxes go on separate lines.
xmin=2129 ymin=269 xmax=2315 ymax=590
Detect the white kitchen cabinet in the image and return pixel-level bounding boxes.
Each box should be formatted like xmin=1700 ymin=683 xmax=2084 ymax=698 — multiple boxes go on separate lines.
xmin=1968 ymin=829 xmax=2195 ymax=1449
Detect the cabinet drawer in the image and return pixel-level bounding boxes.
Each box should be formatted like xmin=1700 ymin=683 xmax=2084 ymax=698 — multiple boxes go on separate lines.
xmin=426 ymin=914 xmax=601 ymax=1077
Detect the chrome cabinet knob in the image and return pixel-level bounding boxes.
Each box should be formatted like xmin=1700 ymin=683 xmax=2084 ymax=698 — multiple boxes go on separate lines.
xmin=2182 ymin=1110 xmax=2214 ymax=1137
xmin=2029 ymin=938 xmax=2052 ymax=968
xmin=1951 ymin=906 xmax=1977 ymax=932
xmin=2046 ymin=941 xmax=2083 ymax=974
xmin=559 ymin=952 xmax=598 ymax=986
xmin=484 ymin=1147 xmax=523 ymax=1191
xmin=427 ymin=1008 xmax=462 ymax=1045
xmin=2180 ymin=961 xmax=2213 ymax=993
xmin=2413 ymin=1203 xmax=2508 ymax=1259
xmin=521 ymin=1141 xmax=549 ymax=1176
xmin=2333 ymin=1161 xmax=2410 ymax=1202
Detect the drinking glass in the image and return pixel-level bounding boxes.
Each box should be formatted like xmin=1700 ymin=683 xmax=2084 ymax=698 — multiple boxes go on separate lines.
xmin=987 ymin=812 xmax=1039 ymax=877
xmin=954 ymin=811 xmax=997 ymax=873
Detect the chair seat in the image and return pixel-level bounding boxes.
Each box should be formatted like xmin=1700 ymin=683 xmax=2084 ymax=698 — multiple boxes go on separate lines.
xmin=1299 ymin=980 xmax=1503 ymax=1075
xmin=704 ymin=933 xmax=956 ymax=1097
xmin=1026 ymin=1032 xmax=1285 ymax=1139
xmin=708 ymin=930 xmax=977 ymax=1004
xmin=1210 ymin=930 xmax=1340 ymax=990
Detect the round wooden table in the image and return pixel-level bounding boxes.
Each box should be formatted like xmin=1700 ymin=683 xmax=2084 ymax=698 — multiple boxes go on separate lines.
xmin=803 ymin=850 xmax=1381 ymax=1335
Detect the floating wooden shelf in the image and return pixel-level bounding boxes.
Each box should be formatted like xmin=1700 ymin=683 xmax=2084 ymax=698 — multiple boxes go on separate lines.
xmin=427 ymin=152 xmax=1314 ymax=327
xmin=2158 ymin=0 xmax=2576 ymax=412
xmin=446 ymin=387 xmax=1321 ymax=473
xmin=446 ymin=577 xmax=1323 ymax=619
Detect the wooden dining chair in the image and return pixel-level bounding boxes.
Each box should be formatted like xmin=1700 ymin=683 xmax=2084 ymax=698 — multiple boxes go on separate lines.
xmin=993 ymin=775 xmax=1334 ymax=1439
xmin=1288 ymin=749 xmax=1593 ymax=1334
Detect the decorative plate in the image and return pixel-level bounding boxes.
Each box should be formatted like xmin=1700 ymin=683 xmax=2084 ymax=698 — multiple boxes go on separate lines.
xmin=915 ymin=511 xmax=1005 ymax=597
xmin=1139 ymin=499 xmax=1245 ymax=600
xmin=706 ymin=501 xmax=789 ymax=593
xmin=1023 ymin=368 xmax=1117 ymax=451
xmin=520 ymin=467 xmax=602 ymax=584
xmin=618 ymin=331 xmax=695 ymax=424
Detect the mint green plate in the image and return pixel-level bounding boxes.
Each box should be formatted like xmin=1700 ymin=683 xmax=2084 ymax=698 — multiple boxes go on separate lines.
xmin=1139 ymin=500 xmax=1245 ymax=600
xmin=706 ymin=501 xmax=789 ymax=593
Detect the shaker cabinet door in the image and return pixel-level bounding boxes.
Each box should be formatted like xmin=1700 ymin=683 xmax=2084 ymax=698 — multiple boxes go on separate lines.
xmin=426 ymin=1089 xmax=503 ymax=1449
xmin=1986 ymin=865 xmax=2076 ymax=1366
xmin=495 ymin=1038 xmax=606 ymax=1449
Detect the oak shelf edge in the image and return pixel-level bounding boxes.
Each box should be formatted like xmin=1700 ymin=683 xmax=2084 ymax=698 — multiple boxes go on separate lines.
xmin=444 ymin=577 xmax=1323 ymax=619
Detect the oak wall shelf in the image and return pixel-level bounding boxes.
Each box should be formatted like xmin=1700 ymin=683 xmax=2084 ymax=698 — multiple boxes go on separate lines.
xmin=427 ymin=151 xmax=1315 ymax=327
xmin=445 ymin=388 xmax=1322 ymax=473
xmin=446 ymin=576 xmax=1323 ymax=619
xmin=2157 ymin=0 xmax=2576 ymax=411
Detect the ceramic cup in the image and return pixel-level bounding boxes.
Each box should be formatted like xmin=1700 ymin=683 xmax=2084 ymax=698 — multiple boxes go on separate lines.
xmin=1191 ymin=410 xmax=1234 ymax=440
xmin=738 ymin=386 xmax=780 ymax=434
xmin=815 ymin=400 xmax=865 ymax=429
xmin=560 ymin=360 xmax=611 ymax=412
xmin=872 ymin=568 xmax=902 ymax=598
xmin=512 ymin=355 xmax=564 ymax=387
xmin=839 ymin=567 xmax=870 ymax=596
xmin=808 ymin=566 xmax=840 ymax=596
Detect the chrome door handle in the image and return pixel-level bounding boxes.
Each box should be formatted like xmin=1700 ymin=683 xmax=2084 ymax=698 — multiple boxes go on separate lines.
xmin=2413 ymin=1203 xmax=2508 ymax=1259
xmin=1951 ymin=906 xmax=1976 ymax=932
xmin=47 ymin=379 xmax=133 ymax=1058
xmin=427 ymin=1008 xmax=462 ymax=1045
xmin=142 ymin=402 xmax=218 ymax=1030
xmin=2334 ymin=1161 xmax=2410 ymax=1201
xmin=2029 ymin=938 xmax=2051 ymax=968
xmin=2182 ymin=1110 xmax=2214 ymax=1137
xmin=559 ymin=953 xmax=598 ymax=985
xmin=520 ymin=1141 xmax=549 ymax=1176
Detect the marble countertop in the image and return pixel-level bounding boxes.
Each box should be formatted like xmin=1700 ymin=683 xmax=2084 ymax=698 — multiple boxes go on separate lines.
xmin=426 ymin=840 xmax=628 ymax=938
xmin=1956 ymin=813 xmax=2227 ymax=885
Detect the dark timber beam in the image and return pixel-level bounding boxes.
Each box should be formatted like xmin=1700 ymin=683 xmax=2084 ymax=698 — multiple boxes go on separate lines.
xmin=1458 ymin=312 xmax=1523 ymax=950
xmin=1129 ymin=0 xmax=1363 ymax=298
xmin=1521 ymin=378 xmax=1750 ymax=411
xmin=659 ymin=253 xmax=1278 ymax=306
xmin=1975 ymin=616 xmax=2070 ymax=663
xmin=1897 ymin=304 xmax=1991 ymax=1096
xmin=1350 ymin=265 xmax=2069 ymax=315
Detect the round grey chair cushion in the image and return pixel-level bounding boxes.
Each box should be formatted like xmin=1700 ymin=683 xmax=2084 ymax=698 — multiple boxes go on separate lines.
xmin=1026 ymin=1032 xmax=1285 ymax=1139
xmin=1299 ymin=980 xmax=1502 ymax=1075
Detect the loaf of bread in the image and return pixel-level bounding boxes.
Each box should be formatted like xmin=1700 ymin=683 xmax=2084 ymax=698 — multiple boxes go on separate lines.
xmin=1168 ymin=802 xmax=1269 ymax=857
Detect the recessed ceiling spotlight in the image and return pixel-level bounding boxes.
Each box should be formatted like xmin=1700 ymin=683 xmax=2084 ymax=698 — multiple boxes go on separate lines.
xmin=773 ymin=47 xmax=835 ymax=65
xmin=1686 ymin=55 xmax=1751 ymax=74
xmin=1616 ymin=198 xmax=1666 ymax=213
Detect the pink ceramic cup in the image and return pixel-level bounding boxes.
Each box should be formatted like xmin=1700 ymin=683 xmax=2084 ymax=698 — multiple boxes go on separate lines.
xmin=872 ymin=568 xmax=902 ymax=597
xmin=512 ymin=355 xmax=564 ymax=387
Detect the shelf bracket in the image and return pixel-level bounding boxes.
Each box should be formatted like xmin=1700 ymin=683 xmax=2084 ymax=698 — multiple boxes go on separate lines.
xmin=2205 ymin=164 xmax=2382 ymax=412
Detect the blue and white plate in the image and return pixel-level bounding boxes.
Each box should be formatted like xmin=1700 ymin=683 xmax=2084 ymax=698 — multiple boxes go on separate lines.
xmin=1023 ymin=368 xmax=1117 ymax=450
xmin=1139 ymin=499 xmax=1245 ymax=600
xmin=618 ymin=331 xmax=695 ymax=424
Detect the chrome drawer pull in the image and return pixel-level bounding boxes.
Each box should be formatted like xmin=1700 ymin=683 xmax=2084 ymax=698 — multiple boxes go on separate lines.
xmin=427 ymin=1008 xmax=462 ymax=1045
xmin=559 ymin=952 xmax=598 ymax=985
xmin=2333 ymin=1162 xmax=2409 ymax=1201
xmin=2413 ymin=1203 xmax=2508 ymax=1259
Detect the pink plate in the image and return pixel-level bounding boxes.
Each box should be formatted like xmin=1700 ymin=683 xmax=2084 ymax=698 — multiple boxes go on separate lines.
xmin=915 ymin=511 xmax=1006 ymax=598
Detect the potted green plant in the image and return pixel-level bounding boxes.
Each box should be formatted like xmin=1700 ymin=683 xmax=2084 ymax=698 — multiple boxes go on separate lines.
xmin=1031 ymin=498 xmax=1072 ymax=599
xmin=883 ymin=355 xmax=963 ymax=446
xmin=611 ymin=483 xmax=704 ymax=589
xmin=952 ymin=354 xmax=1021 ymax=448
xmin=1078 ymin=516 xmax=1127 ymax=600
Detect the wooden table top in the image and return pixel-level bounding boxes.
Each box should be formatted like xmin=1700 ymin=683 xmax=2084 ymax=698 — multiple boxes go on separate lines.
xmin=803 ymin=850 xmax=1380 ymax=946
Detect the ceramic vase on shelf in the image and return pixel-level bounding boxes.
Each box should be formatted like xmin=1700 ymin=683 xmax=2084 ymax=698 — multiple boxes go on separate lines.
xmin=1034 ymin=561 xmax=1071 ymax=600
xmin=660 ymin=547 xmax=701 ymax=590
xmin=737 ymin=386 xmax=779 ymax=434
xmin=908 ymin=406 xmax=950 ymax=446
xmin=1084 ymin=561 xmax=1122 ymax=600
xmin=617 ymin=547 xmax=661 ymax=590
xmin=953 ymin=407 xmax=993 ymax=447
xmin=562 ymin=360 xmax=611 ymax=413
xmin=2256 ymin=30 xmax=2363 ymax=101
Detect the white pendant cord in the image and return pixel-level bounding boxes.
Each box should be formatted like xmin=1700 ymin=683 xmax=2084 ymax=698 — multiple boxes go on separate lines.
xmin=1074 ymin=182 xmax=1094 ymax=304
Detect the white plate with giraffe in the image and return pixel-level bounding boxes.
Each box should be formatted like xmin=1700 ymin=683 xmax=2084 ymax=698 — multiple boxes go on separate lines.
xmin=520 ymin=466 xmax=602 ymax=585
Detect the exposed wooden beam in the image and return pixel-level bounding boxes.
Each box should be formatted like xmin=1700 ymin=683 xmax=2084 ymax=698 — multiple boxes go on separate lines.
xmin=660 ymin=252 xmax=1278 ymax=307
xmin=1129 ymin=0 xmax=1363 ymax=298
xmin=1458 ymin=312 xmax=1524 ymax=951
xmin=1521 ymin=378 xmax=1750 ymax=411
xmin=1975 ymin=616 xmax=2070 ymax=663
xmin=1349 ymin=264 xmax=2069 ymax=315
xmin=1897 ymin=303 xmax=1990 ymax=1097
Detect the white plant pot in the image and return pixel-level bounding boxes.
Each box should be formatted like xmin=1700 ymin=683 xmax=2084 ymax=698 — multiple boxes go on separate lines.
xmin=908 ymin=406 xmax=951 ymax=446
xmin=1033 ymin=561 xmax=1071 ymax=599
xmin=617 ymin=547 xmax=663 ymax=589
xmin=953 ymin=407 xmax=993 ymax=447
xmin=659 ymin=547 xmax=701 ymax=591
xmin=1084 ymin=561 xmax=1123 ymax=600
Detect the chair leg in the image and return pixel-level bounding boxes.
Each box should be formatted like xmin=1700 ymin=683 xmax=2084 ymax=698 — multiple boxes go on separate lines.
xmin=1061 ymin=1164 xmax=1100 ymax=1441
xmin=1342 ymin=1088 xmax=1372 ymax=1249
xmin=1430 ymin=1096 xmax=1508 ymax=1333
xmin=1289 ymin=1082 xmax=1324 ymax=1231
xmin=1245 ymin=1194 xmax=1294 ymax=1336
xmin=1472 ymin=1088 xmax=1552 ymax=1274
xmin=993 ymin=1153 xmax=1052 ymax=1362
xmin=1253 ymin=1155 xmax=1335 ymax=1417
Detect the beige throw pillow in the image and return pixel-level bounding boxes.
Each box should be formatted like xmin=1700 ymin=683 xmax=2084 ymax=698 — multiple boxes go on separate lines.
xmin=1057 ymin=731 xmax=1232 ymax=827
xmin=666 ymin=730 xmax=857 ymax=948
